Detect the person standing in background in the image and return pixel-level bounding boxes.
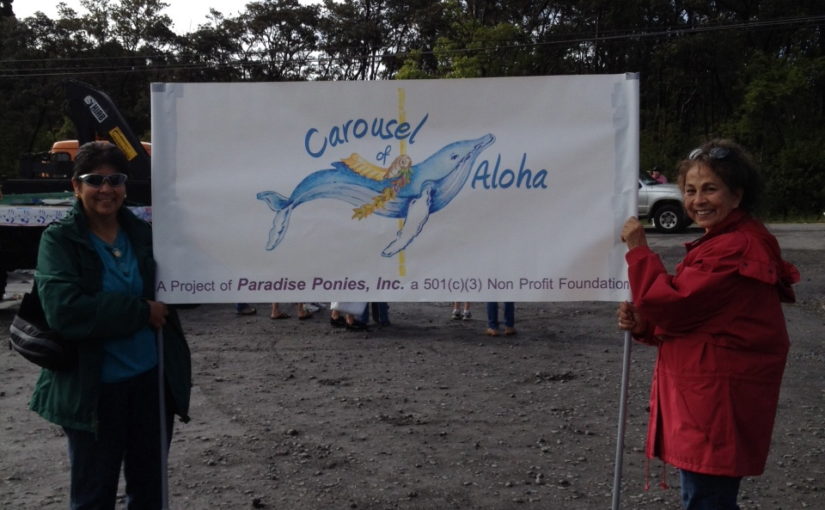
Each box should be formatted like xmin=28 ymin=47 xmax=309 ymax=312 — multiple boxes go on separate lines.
xmin=485 ymin=302 xmax=515 ymax=336
xmin=451 ymin=302 xmax=471 ymax=320
xmin=649 ymin=166 xmax=668 ymax=183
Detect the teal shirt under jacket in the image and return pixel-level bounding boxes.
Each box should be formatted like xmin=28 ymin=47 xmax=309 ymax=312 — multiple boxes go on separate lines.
xmin=30 ymin=201 xmax=191 ymax=432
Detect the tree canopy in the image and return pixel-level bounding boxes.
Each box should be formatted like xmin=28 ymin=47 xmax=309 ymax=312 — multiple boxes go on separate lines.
xmin=1 ymin=0 xmax=823 ymax=219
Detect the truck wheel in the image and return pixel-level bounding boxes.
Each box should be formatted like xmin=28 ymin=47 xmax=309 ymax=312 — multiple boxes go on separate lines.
xmin=653 ymin=204 xmax=686 ymax=233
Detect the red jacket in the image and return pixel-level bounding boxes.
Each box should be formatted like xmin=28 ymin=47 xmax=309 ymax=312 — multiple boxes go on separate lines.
xmin=627 ymin=209 xmax=799 ymax=476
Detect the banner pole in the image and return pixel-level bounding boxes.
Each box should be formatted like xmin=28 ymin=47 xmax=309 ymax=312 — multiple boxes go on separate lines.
xmin=158 ymin=327 xmax=169 ymax=510
xmin=611 ymin=330 xmax=633 ymax=510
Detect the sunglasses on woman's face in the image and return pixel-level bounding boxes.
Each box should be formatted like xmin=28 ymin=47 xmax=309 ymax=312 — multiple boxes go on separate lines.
xmin=77 ymin=173 xmax=128 ymax=187
xmin=688 ymin=147 xmax=731 ymax=160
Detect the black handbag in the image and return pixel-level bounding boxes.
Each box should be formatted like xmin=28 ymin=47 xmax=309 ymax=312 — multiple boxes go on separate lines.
xmin=8 ymin=282 xmax=77 ymax=371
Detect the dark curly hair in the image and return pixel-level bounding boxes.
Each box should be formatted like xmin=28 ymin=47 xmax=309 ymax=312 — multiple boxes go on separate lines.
xmin=72 ymin=141 xmax=129 ymax=179
xmin=676 ymin=139 xmax=762 ymax=214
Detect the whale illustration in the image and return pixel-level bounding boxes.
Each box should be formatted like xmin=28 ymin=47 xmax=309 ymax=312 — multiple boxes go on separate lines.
xmin=257 ymin=133 xmax=495 ymax=257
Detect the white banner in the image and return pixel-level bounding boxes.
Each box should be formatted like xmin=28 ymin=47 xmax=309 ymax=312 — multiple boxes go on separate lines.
xmin=151 ymin=75 xmax=638 ymax=304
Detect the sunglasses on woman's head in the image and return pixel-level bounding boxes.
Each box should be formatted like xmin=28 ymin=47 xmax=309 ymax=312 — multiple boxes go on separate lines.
xmin=688 ymin=147 xmax=731 ymax=160
xmin=77 ymin=173 xmax=128 ymax=187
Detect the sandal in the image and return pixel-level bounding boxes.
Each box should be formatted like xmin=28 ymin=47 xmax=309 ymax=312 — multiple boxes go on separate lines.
xmin=298 ymin=312 xmax=314 ymax=320
xmin=270 ymin=312 xmax=290 ymax=320
xmin=346 ymin=320 xmax=369 ymax=331
xmin=236 ymin=306 xmax=257 ymax=316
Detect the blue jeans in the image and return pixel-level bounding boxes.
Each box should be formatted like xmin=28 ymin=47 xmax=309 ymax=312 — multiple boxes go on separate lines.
xmin=486 ymin=302 xmax=514 ymax=329
xmin=360 ymin=302 xmax=390 ymax=325
xmin=680 ymin=469 xmax=742 ymax=510
xmin=63 ymin=367 xmax=173 ymax=510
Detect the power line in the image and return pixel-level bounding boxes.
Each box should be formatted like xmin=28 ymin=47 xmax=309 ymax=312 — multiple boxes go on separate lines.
xmin=1 ymin=14 xmax=823 ymax=78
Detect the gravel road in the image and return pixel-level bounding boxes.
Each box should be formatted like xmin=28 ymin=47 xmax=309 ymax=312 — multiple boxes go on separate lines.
xmin=1 ymin=224 xmax=823 ymax=509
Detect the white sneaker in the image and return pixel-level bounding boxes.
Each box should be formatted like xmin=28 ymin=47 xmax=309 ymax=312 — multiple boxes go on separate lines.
xmin=462 ymin=310 xmax=472 ymax=320
xmin=451 ymin=309 xmax=461 ymax=320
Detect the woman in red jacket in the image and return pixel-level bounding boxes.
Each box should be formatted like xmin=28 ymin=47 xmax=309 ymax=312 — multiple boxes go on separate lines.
xmin=617 ymin=139 xmax=799 ymax=510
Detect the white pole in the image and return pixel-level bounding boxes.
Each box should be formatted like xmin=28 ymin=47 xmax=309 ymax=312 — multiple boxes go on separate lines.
xmin=611 ymin=330 xmax=633 ymax=510
xmin=157 ymin=328 xmax=169 ymax=510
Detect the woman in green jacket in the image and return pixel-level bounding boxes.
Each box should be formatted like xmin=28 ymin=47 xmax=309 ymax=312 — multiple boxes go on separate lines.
xmin=31 ymin=141 xmax=191 ymax=509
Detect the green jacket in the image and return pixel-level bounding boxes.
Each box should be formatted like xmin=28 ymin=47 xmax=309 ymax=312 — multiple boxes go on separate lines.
xmin=30 ymin=201 xmax=191 ymax=432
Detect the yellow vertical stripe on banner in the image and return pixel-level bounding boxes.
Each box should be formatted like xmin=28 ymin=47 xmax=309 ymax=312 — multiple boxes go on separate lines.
xmin=397 ymin=88 xmax=407 ymax=277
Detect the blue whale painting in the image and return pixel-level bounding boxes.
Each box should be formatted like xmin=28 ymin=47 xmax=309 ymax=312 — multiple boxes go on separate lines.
xmin=257 ymin=133 xmax=495 ymax=257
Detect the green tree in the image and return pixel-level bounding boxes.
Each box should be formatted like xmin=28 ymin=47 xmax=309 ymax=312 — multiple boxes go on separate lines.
xmin=172 ymin=12 xmax=248 ymax=81
xmin=109 ymin=0 xmax=175 ymax=52
xmin=238 ymin=0 xmax=321 ymax=80
xmin=316 ymin=0 xmax=390 ymax=80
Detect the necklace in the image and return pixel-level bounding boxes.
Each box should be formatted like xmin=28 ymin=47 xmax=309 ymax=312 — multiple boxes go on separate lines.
xmin=94 ymin=230 xmax=124 ymax=260
xmin=109 ymin=236 xmax=130 ymax=277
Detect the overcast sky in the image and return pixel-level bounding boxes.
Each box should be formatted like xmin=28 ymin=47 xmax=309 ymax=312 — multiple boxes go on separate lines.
xmin=12 ymin=1 xmax=316 ymax=34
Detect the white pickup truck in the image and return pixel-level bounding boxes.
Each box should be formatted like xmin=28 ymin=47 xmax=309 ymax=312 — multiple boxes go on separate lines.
xmin=637 ymin=176 xmax=690 ymax=233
